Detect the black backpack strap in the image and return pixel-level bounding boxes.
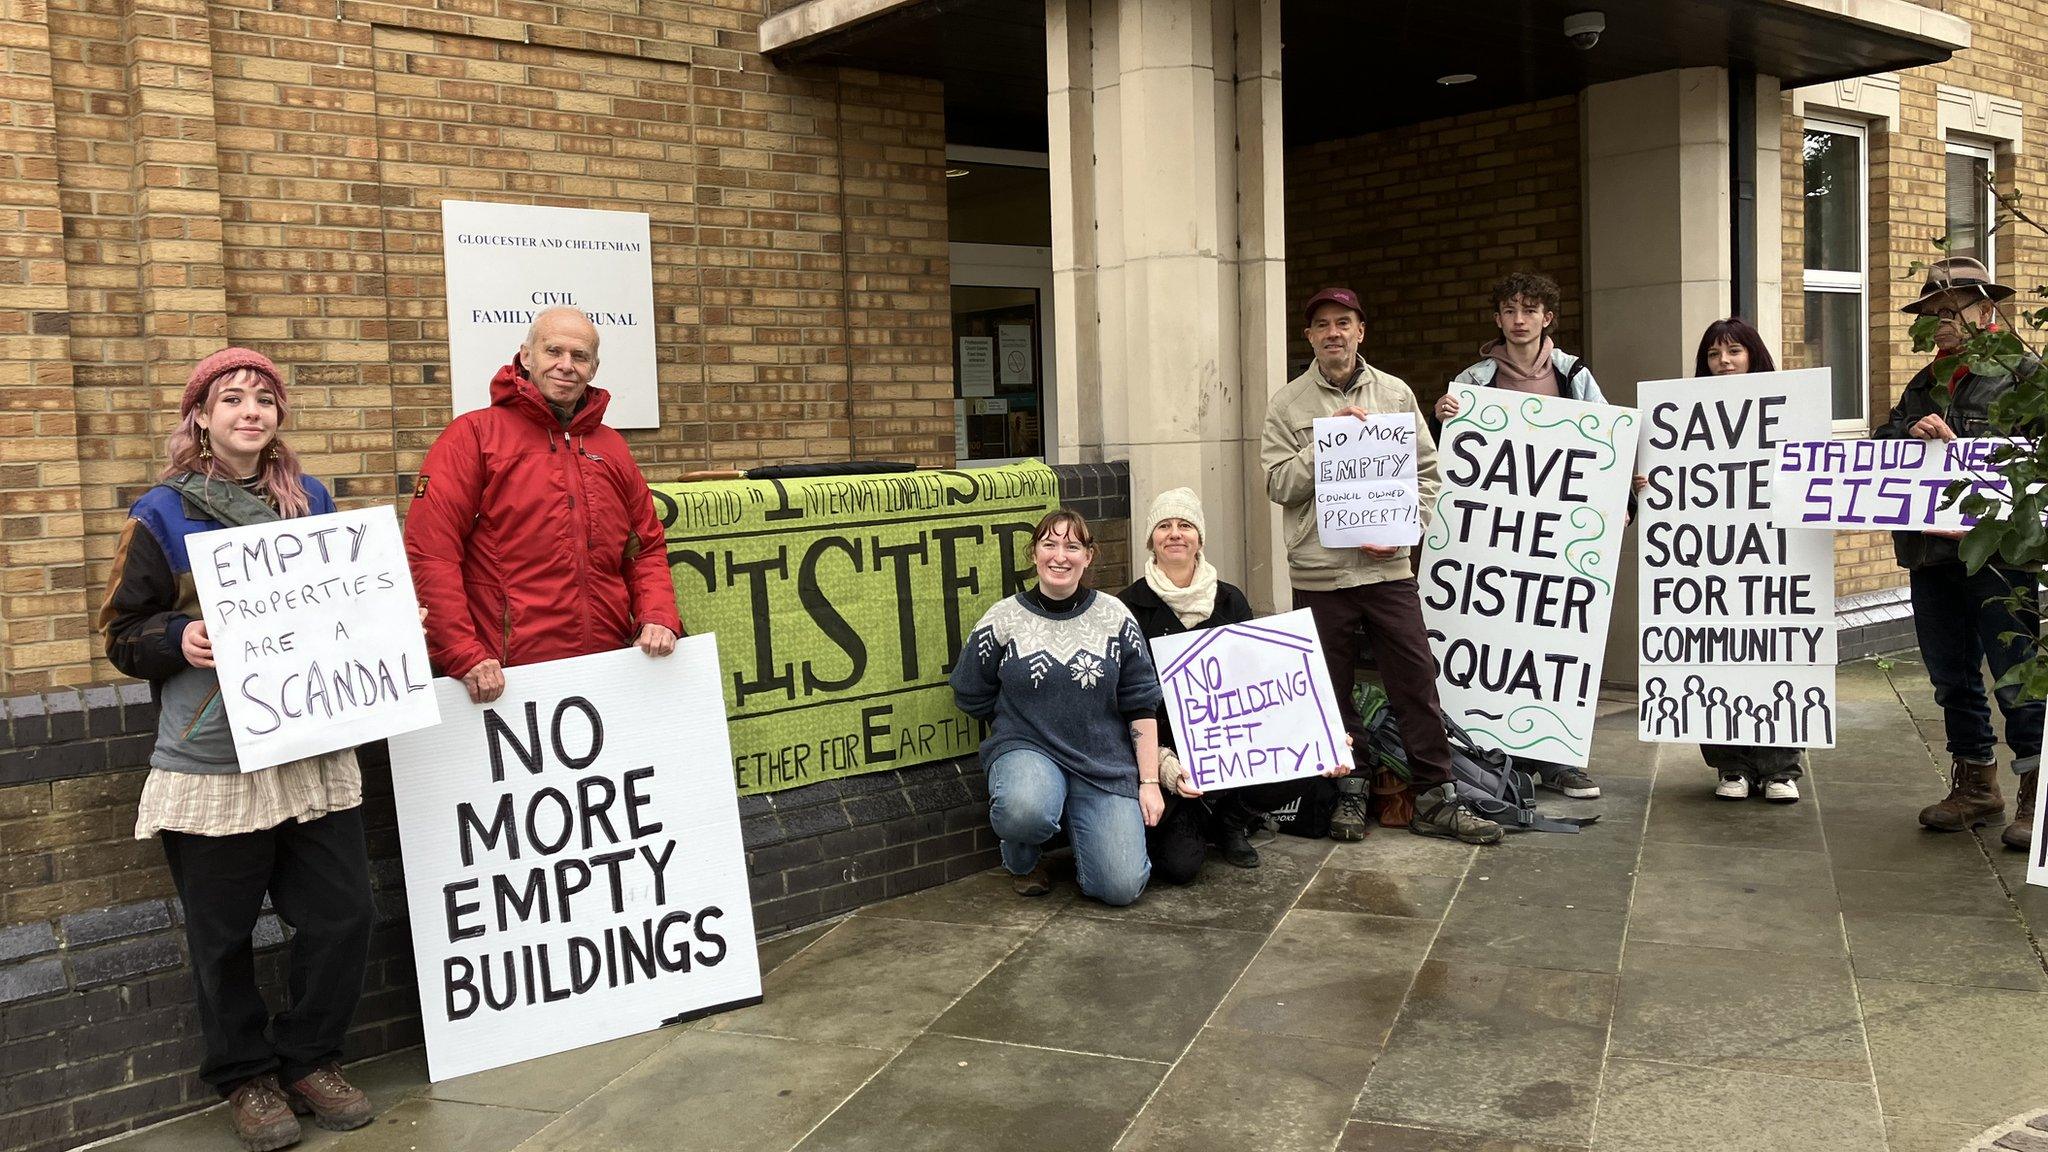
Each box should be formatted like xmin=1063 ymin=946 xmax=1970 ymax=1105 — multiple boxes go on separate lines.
xmin=1553 ymin=355 xmax=1590 ymax=399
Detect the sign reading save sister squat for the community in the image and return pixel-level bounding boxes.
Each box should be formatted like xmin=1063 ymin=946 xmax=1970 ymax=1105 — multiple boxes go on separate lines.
xmin=189 ymin=505 xmax=439 ymax=772
xmin=1420 ymin=387 xmax=1638 ymax=768
xmin=653 ymin=463 xmax=1060 ymax=796
xmin=1148 ymin=609 xmax=1353 ymax=792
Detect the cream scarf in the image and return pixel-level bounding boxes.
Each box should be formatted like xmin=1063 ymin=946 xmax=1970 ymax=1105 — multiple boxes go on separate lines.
xmin=1144 ymin=555 xmax=1219 ymax=628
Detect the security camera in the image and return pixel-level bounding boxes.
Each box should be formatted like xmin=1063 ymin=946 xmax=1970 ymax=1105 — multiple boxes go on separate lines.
xmin=1564 ymin=11 xmax=1604 ymax=49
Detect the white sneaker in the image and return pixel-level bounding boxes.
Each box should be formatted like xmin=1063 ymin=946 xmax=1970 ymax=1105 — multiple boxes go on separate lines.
xmin=1763 ymin=779 xmax=1800 ymax=803
xmin=1714 ymin=774 xmax=1750 ymax=800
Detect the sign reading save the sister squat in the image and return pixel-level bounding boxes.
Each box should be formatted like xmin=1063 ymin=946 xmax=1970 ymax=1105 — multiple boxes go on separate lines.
xmin=1420 ymin=387 xmax=1637 ymax=768
xmin=653 ymin=463 xmax=1059 ymax=796
xmin=1637 ymin=371 xmax=1837 ymax=748
xmin=189 ymin=505 xmax=438 ymax=772
xmin=386 ymin=642 xmax=761 ymax=1082
xmin=1148 ymin=609 xmax=1352 ymax=791
xmin=1313 ymin=414 xmax=1421 ymax=549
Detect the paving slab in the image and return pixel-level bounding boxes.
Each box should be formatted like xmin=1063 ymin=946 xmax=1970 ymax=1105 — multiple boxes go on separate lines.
xmin=1427 ymin=893 xmax=1627 ymax=974
xmin=1355 ymin=961 xmax=1615 ymax=1146
xmin=1625 ymin=870 xmax=1846 ymax=957
xmin=1337 ymin=1124 xmax=1588 ymax=1151
xmin=791 ymin=1033 xmax=1164 ymax=1152
xmin=699 ymin=914 xmax=1028 ymax=1053
xmin=853 ymin=868 xmax=1075 ymax=930
xmin=1322 ymin=831 xmax=1476 ymax=877
xmin=1642 ymin=784 xmax=1829 ymax=852
xmin=1884 ymin=1114 xmax=2000 ymax=1152
xmin=1844 ymin=911 xmax=2047 ymax=991
xmin=1860 ymin=979 xmax=2048 ymax=1130
xmin=932 ymin=913 xmax=1266 ymax=1062
xmin=1296 ymin=867 xmax=1461 ymax=919
xmin=1832 ymin=866 xmax=2017 ymax=919
xmin=1063 ymin=830 xmax=1325 ymax=935
xmin=1211 ymin=909 xmax=1435 ymax=1050
xmin=426 ymin=1026 xmax=674 ymax=1112
xmin=520 ymin=1029 xmax=889 ymax=1152
xmin=1113 ymin=1025 xmax=1378 ymax=1152
xmin=324 ymin=1097 xmax=553 ymax=1152
xmin=1454 ymin=842 xmax=1637 ymax=913
xmin=1607 ymin=941 xmax=1868 ymax=1083
xmin=1633 ymin=839 xmax=1834 ymax=889
xmin=1587 ymin=1059 xmax=1886 ymax=1152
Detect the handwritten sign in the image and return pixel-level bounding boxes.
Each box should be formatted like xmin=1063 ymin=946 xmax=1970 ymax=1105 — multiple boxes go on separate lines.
xmin=386 ymin=641 xmax=762 ymax=1082
xmin=1148 ymin=609 xmax=1352 ymax=791
xmin=188 ymin=505 xmax=438 ymax=772
xmin=1313 ymin=414 xmax=1421 ymax=548
xmin=2029 ymin=774 xmax=2048 ymax=889
xmin=1637 ymin=371 xmax=1837 ymax=747
xmin=1770 ymin=437 xmax=2028 ymax=531
xmin=1420 ymin=387 xmax=1638 ymax=768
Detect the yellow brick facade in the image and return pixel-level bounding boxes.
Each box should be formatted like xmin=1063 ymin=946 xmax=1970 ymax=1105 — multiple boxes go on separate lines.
xmin=3 ymin=0 xmax=954 ymax=692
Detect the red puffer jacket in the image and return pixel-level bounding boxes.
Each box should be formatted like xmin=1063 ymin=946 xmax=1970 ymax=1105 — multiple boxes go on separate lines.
xmin=404 ymin=356 xmax=682 ymax=678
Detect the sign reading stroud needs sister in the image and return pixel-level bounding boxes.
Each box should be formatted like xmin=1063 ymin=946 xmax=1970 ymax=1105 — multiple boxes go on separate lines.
xmin=1769 ymin=437 xmax=2029 ymax=531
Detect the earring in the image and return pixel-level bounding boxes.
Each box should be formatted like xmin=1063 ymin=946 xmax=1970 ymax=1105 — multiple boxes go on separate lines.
xmin=264 ymin=443 xmax=279 ymax=463
xmin=198 ymin=428 xmax=211 ymax=463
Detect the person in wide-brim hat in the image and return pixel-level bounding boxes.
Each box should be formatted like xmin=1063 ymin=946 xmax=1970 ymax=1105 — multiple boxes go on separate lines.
xmin=1900 ymin=255 xmax=2016 ymax=315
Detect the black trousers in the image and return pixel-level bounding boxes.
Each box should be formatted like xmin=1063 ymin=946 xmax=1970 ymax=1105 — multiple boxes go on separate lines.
xmin=160 ymin=806 xmax=375 ymax=1094
xmin=1294 ymin=581 xmax=1454 ymax=789
xmin=1147 ymin=779 xmax=1315 ymax=886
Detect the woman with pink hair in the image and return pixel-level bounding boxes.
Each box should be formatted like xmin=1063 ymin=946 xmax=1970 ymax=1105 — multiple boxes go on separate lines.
xmin=98 ymin=349 xmax=377 ymax=1151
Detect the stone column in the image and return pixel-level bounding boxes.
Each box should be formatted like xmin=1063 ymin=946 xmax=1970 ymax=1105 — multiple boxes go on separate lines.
xmin=1046 ymin=0 xmax=1286 ymax=607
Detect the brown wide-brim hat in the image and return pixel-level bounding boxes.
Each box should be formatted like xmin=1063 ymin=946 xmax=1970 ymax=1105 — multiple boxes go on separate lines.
xmin=1900 ymin=256 xmax=2016 ymax=315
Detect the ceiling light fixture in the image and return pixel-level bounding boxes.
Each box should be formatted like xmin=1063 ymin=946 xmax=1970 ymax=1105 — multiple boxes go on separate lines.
xmin=945 ymin=167 xmax=971 ymax=178
xmin=1437 ymin=73 xmax=1478 ymax=86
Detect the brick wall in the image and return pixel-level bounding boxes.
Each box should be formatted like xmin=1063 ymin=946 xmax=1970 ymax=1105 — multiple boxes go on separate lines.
xmin=1284 ymin=96 xmax=1584 ymax=406
xmin=6 ymin=0 xmax=955 ymax=695
xmin=1782 ymin=3 xmax=2048 ymax=598
xmin=0 ymin=462 xmax=1128 ymax=1151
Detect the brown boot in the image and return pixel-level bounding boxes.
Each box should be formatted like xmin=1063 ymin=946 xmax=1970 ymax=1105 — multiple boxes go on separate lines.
xmin=284 ymin=1063 xmax=374 ymax=1132
xmin=1918 ymin=756 xmax=2005 ymax=832
xmin=226 ymin=1075 xmax=300 ymax=1152
xmin=2002 ymin=770 xmax=2038 ymax=851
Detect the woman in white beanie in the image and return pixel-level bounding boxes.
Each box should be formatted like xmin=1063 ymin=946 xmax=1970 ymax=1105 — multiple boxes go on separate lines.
xmin=1118 ymin=488 xmax=1317 ymax=878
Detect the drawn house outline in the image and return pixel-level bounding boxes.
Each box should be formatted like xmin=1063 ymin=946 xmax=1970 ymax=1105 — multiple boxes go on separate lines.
xmin=1154 ymin=621 xmax=1347 ymax=782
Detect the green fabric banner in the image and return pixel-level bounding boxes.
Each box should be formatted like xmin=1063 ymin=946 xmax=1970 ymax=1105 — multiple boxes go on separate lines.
xmin=653 ymin=463 xmax=1061 ymax=795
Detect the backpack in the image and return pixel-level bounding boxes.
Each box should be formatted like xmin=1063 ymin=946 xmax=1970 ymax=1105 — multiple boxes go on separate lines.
xmin=1553 ymin=355 xmax=1593 ymax=401
xmin=1357 ymin=684 xmax=1596 ymax=834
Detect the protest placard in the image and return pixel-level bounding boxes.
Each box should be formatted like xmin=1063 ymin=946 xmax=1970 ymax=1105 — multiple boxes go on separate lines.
xmin=1637 ymin=370 xmax=1836 ymax=747
xmin=652 ymin=462 xmax=1059 ymax=795
xmin=1420 ymin=386 xmax=1638 ymax=768
xmin=1313 ymin=414 xmax=1421 ymax=549
xmin=2029 ymin=774 xmax=2048 ymax=889
xmin=386 ymin=640 xmax=761 ymax=1082
xmin=187 ymin=505 xmax=438 ymax=772
xmin=1148 ymin=608 xmax=1352 ymax=791
xmin=1770 ymin=436 xmax=2028 ymax=531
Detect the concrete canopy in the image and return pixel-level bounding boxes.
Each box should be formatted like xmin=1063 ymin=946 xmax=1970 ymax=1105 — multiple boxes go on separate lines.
xmin=761 ymin=0 xmax=1967 ymax=148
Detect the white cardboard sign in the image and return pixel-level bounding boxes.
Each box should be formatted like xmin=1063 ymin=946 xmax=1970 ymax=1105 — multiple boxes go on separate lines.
xmin=1769 ymin=436 xmax=2028 ymax=532
xmin=441 ymin=200 xmax=660 ymax=429
xmin=188 ymin=505 xmax=439 ymax=772
xmin=386 ymin=640 xmax=761 ymax=1082
xmin=1637 ymin=370 xmax=1837 ymax=747
xmin=1313 ymin=414 xmax=1422 ymax=549
xmin=1420 ymin=387 xmax=1638 ymax=768
xmin=1148 ymin=609 xmax=1353 ymax=792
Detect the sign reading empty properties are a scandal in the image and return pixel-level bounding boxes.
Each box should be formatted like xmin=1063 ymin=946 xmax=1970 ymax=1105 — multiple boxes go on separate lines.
xmin=652 ymin=463 xmax=1061 ymax=795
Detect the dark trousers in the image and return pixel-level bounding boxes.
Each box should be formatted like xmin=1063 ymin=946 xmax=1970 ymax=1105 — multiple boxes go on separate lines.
xmin=1294 ymin=581 xmax=1453 ymax=790
xmin=1910 ymin=561 xmax=2044 ymax=773
xmin=1147 ymin=779 xmax=1315 ymax=885
xmin=160 ymin=806 xmax=375 ymax=1095
xmin=1701 ymin=744 xmax=1804 ymax=783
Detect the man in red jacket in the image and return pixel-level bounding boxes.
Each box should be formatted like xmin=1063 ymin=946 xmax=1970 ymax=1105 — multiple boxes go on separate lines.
xmin=406 ymin=306 xmax=682 ymax=703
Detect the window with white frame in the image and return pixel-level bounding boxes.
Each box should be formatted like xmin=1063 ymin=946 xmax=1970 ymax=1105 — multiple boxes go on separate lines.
xmin=1802 ymin=120 xmax=1868 ymax=425
xmin=1945 ymin=139 xmax=1997 ymax=275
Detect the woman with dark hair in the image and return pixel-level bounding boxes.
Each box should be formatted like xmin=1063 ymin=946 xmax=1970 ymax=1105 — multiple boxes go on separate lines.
xmin=99 ymin=349 xmax=379 ymax=1151
xmin=951 ymin=509 xmax=1163 ymax=904
xmin=1677 ymin=318 xmax=1803 ymax=802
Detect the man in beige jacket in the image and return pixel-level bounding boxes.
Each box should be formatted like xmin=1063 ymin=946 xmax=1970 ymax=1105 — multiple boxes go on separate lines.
xmin=1261 ymin=287 xmax=1501 ymax=845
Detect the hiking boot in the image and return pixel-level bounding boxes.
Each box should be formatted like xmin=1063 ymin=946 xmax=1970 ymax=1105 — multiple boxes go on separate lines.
xmin=1011 ymin=864 xmax=1052 ymax=897
xmin=1540 ymin=768 xmax=1600 ymax=799
xmin=1762 ymin=779 xmax=1800 ymax=803
xmin=1408 ymin=783 xmax=1503 ymax=845
xmin=2003 ymin=769 xmax=2038 ymax=852
xmin=227 ymin=1075 xmax=300 ymax=1152
xmin=1329 ymin=775 xmax=1370 ymax=842
xmin=1714 ymin=773 xmax=1751 ymax=800
xmin=284 ymin=1063 xmax=373 ymax=1132
xmin=1918 ymin=756 xmax=2004 ymax=831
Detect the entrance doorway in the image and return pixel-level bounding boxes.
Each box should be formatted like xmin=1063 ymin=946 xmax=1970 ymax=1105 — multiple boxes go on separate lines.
xmin=946 ymin=147 xmax=1055 ymax=465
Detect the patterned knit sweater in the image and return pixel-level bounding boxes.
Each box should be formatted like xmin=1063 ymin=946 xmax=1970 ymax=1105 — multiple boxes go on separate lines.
xmin=950 ymin=589 xmax=1164 ymax=797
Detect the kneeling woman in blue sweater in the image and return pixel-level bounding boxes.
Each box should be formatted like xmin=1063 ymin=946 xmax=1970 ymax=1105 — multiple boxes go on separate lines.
xmin=951 ymin=510 xmax=1164 ymax=904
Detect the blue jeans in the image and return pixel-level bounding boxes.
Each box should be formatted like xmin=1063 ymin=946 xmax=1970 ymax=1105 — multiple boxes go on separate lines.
xmin=1910 ymin=561 xmax=2044 ymax=774
xmin=988 ymin=748 xmax=1149 ymax=906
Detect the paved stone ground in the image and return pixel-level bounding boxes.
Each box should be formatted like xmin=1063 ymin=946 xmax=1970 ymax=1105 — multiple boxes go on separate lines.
xmin=99 ymin=659 xmax=2048 ymax=1152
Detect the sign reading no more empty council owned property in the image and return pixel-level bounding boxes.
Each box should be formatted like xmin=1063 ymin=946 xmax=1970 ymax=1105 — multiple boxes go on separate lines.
xmin=441 ymin=200 xmax=661 ymax=429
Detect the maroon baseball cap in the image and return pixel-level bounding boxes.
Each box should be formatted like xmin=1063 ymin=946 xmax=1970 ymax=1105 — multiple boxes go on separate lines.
xmin=1303 ymin=287 xmax=1365 ymax=325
